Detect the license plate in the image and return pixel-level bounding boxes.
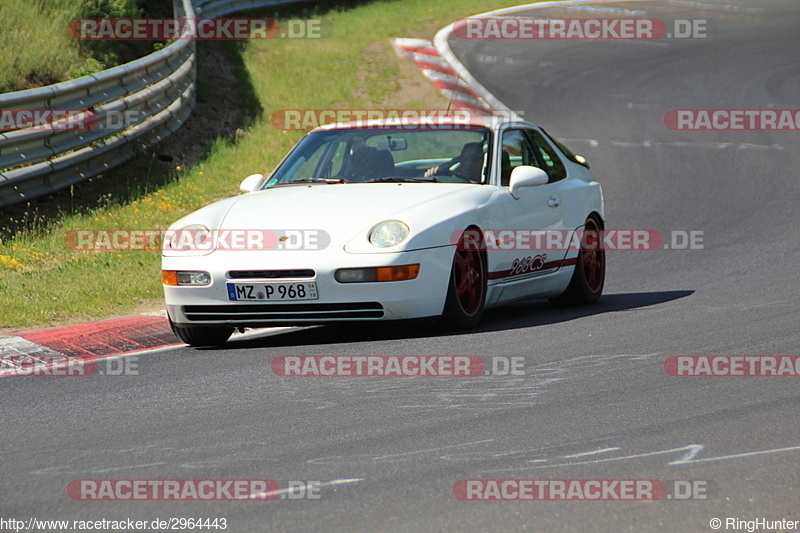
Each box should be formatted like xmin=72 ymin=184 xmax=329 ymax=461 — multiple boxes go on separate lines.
xmin=227 ymin=282 xmax=318 ymax=301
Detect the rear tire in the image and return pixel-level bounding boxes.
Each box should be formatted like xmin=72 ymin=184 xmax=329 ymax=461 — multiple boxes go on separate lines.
xmin=441 ymin=229 xmax=487 ymax=329
xmin=169 ymin=318 xmax=234 ymax=347
xmin=550 ymin=216 xmax=605 ymax=306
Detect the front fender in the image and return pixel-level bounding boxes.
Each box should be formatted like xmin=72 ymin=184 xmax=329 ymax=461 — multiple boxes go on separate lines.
xmin=343 ymin=186 xmax=505 ymax=253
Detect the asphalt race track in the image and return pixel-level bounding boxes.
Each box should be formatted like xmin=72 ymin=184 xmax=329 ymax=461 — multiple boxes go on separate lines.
xmin=2 ymin=1 xmax=799 ymax=531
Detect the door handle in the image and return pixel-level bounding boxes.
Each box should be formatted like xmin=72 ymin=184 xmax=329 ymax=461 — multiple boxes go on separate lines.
xmin=547 ymin=197 xmax=561 ymax=208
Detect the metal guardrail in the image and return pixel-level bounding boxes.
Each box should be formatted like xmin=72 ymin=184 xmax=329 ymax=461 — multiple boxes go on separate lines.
xmin=0 ymin=0 xmax=305 ymax=208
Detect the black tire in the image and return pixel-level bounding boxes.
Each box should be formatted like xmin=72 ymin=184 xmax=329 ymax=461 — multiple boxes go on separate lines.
xmin=441 ymin=229 xmax=487 ymax=329
xmin=169 ymin=318 xmax=234 ymax=347
xmin=550 ymin=216 xmax=605 ymax=306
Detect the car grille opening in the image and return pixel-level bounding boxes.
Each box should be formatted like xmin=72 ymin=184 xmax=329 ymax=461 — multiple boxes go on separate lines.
xmin=182 ymin=302 xmax=384 ymax=323
xmin=228 ymin=269 xmax=315 ymax=279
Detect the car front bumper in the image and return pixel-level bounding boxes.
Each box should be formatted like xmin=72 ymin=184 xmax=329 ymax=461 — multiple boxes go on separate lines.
xmin=163 ymin=245 xmax=454 ymax=327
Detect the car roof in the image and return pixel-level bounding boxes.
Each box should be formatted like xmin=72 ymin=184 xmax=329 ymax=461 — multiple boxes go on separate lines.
xmin=312 ymin=113 xmax=540 ymax=132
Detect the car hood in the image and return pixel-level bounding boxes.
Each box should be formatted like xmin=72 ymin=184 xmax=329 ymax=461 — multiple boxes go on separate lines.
xmin=219 ymin=183 xmax=484 ymax=246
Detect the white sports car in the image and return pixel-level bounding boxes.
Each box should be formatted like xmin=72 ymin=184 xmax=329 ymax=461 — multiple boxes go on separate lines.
xmin=162 ymin=116 xmax=605 ymax=346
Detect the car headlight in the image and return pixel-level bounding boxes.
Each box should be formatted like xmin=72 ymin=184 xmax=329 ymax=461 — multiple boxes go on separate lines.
xmin=168 ymin=224 xmax=212 ymax=251
xmin=368 ymin=220 xmax=409 ymax=248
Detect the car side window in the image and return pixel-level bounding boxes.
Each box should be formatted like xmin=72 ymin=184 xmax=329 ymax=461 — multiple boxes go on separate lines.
xmin=500 ymin=130 xmax=538 ymax=186
xmin=526 ymin=129 xmax=567 ymax=183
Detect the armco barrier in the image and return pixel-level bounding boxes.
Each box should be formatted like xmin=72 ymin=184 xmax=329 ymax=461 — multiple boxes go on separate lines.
xmin=0 ymin=0 xmax=306 ymax=208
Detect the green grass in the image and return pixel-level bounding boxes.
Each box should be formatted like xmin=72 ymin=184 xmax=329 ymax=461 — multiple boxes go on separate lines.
xmin=0 ymin=0 xmax=530 ymax=329
xmin=0 ymin=0 xmax=164 ymax=93
xmin=0 ymin=0 xmax=86 ymax=92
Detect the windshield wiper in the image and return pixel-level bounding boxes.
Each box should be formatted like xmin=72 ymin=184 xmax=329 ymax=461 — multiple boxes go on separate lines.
xmin=364 ymin=176 xmax=439 ymax=183
xmin=283 ymin=177 xmax=346 ymax=184
xmin=268 ymin=177 xmax=347 ymax=187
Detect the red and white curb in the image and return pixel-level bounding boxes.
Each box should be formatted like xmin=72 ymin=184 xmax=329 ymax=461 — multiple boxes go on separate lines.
xmin=395 ymin=0 xmax=644 ymax=121
xmin=0 ymin=314 xmax=179 ymax=376
xmin=392 ymin=38 xmax=497 ymax=116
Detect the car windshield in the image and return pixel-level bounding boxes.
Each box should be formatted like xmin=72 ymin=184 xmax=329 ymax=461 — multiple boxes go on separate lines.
xmin=263 ymin=126 xmax=492 ymax=187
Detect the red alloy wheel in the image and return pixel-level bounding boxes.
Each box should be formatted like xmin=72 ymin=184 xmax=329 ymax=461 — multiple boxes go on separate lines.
xmin=581 ymin=217 xmax=605 ymax=294
xmin=453 ymin=243 xmax=484 ymax=317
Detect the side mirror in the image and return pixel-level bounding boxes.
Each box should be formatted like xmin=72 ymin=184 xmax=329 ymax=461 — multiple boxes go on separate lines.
xmin=509 ymin=166 xmax=548 ymax=198
xmin=239 ymin=173 xmax=265 ymax=193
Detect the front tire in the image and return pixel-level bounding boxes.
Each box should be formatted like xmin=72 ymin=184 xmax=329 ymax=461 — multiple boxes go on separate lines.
xmin=169 ymin=318 xmax=234 ymax=347
xmin=441 ymin=230 xmax=487 ymax=329
xmin=550 ymin=216 xmax=605 ymax=306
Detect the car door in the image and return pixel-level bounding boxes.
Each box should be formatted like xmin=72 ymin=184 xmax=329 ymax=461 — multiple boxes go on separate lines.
xmin=526 ymin=127 xmax=578 ymax=263
xmin=492 ymin=128 xmax=567 ymax=299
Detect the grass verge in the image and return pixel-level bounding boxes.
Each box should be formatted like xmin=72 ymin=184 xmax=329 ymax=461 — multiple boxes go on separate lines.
xmin=0 ymin=0 xmax=524 ymax=330
xmin=0 ymin=0 xmax=167 ymax=93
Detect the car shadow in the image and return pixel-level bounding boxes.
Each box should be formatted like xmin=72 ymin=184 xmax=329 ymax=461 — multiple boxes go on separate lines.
xmin=209 ymin=290 xmax=694 ymax=350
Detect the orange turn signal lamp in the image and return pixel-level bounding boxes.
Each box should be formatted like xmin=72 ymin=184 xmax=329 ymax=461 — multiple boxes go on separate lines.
xmin=335 ymin=264 xmax=420 ymax=283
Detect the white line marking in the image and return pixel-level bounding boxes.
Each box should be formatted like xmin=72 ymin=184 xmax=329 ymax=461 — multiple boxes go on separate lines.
xmin=30 ymin=462 xmax=169 ymax=475
xmin=561 ymin=447 xmax=620 ymax=458
xmin=482 ymin=445 xmax=705 ymax=473
xmin=672 ymin=444 xmax=800 ymax=465
xmin=665 ymin=0 xmax=764 ymax=13
xmin=232 ymin=326 xmax=301 ymax=340
xmin=482 ymin=443 xmax=800 ymax=473
xmin=242 ymin=478 xmax=364 ymax=500
xmin=562 ymin=139 xmax=785 ymax=151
